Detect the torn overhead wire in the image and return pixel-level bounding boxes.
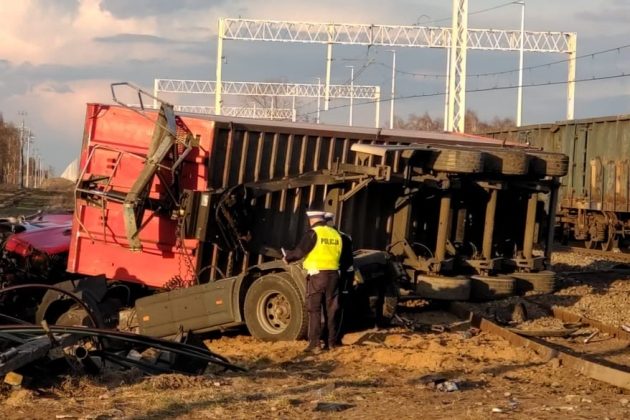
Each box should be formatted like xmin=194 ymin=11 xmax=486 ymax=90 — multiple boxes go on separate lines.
xmin=0 ymin=283 xmax=100 ymax=328
xmin=0 ymin=324 xmax=245 ymax=376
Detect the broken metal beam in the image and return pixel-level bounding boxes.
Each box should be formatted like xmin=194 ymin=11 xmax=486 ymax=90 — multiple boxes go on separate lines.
xmin=0 ymin=333 xmax=79 ymax=376
xmin=450 ymin=302 xmax=630 ymax=391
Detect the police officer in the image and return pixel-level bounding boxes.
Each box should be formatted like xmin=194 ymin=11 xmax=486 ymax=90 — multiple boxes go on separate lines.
xmin=284 ymin=206 xmax=343 ymax=353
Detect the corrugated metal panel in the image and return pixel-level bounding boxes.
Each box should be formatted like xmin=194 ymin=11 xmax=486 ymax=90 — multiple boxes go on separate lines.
xmin=481 ymin=115 xmax=630 ymax=215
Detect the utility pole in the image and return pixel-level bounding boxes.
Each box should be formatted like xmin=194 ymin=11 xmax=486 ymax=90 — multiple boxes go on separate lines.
xmin=346 ymin=65 xmax=354 ymax=126
xmin=516 ymin=0 xmax=525 ymax=127
xmin=388 ymin=50 xmax=396 ymax=129
xmin=18 ymin=111 xmax=26 ymax=188
xmin=316 ymin=77 xmax=322 ymax=124
xmin=25 ymin=130 xmax=33 ymax=188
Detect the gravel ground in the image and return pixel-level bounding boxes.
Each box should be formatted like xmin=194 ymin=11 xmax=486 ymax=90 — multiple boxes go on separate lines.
xmin=539 ymin=250 xmax=630 ymax=328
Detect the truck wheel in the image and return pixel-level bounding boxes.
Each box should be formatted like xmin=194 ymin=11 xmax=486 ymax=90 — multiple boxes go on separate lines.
xmin=482 ymin=150 xmax=529 ymax=175
xmin=244 ymin=273 xmax=307 ymax=341
xmin=416 ymin=275 xmax=471 ymax=301
xmin=470 ymin=275 xmax=515 ymax=301
xmin=526 ymin=151 xmax=569 ymax=177
xmin=430 ymin=148 xmax=484 ymax=173
xmin=512 ymin=271 xmax=557 ymax=294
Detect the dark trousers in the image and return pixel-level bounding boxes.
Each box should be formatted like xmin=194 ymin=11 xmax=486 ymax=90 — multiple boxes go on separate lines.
xmin=306 ymin=270 xmax=340 ymax=347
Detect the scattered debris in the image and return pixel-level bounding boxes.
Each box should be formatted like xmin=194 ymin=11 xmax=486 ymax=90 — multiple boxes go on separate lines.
xmin=0 ymin=323 xmax=245 ymax=387
xmin=314 ymin=402 xmax=355 ymax=412
xmin=436 ymin=380 xmax=461 ymax=392
xmin=506 ymin=326 xmax=580 ymax=338
xmin=583 ymin=331 xmax=598 ymax=344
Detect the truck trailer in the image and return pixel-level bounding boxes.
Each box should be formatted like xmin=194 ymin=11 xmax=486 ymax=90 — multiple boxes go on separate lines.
xmin=26 ymin=84 xmax=568 ymax=341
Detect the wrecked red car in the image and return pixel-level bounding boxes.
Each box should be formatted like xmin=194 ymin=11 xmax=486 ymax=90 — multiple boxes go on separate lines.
xmin=0 ymin=212 xmax=73 ymax=319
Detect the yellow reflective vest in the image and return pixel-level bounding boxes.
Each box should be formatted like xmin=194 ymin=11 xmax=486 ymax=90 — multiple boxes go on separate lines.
xmin=302 ymin=225 xmax=342 ymax=271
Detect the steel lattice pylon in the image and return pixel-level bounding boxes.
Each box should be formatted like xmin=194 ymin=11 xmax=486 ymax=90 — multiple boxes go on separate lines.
xmin=221 ymin=18 xmax=572 ymax=52
xmin=448 ymin=0 xmax=468 ymax=132
xmin=215 ymin=16 xmax=576 ymax=131
xmin=155 ymin=79 xmax=381 ymax=125
xmin=156 ymin=79 xmax=378 ymax=99
xmin=177 ymin=105 xmax=295 ymax=120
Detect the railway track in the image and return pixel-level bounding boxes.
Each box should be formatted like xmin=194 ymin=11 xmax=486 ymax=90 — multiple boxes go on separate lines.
xmin=450 ymin=299 xmax=630 ymax=390
xmin=553 ymin=244 xmax=630 ymax=263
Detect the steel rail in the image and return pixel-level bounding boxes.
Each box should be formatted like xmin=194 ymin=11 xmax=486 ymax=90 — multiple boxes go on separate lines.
xmin=450 ymin=302 xmax=630 ymax=390
xmin=553 ymin=245 xmax=630 ymax=263
xmin=522 ymin=297 xmax=630 ymax=342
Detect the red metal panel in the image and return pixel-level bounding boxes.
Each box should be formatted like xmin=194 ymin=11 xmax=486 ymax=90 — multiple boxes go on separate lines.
xmin=68 ymin=105 xmax=209 ymax=288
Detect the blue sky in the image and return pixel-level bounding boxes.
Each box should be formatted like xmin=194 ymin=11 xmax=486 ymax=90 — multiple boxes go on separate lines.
xmin=0 ymin=0 xmax=628 ymax=173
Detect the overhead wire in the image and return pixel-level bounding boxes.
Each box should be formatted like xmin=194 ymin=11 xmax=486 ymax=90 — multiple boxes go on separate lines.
xmin=292 ymin=42 xmax=629 ymax=120
xmin=374 ymin=43 xmax=630 ymax=80
xmin=413 ymin=1 xmax=523 ymax=26
xmin=297 ymin=72 xmax=630 ymax=117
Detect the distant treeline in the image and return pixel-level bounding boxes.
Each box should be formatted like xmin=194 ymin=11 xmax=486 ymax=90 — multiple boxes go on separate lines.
xmin=393 ymin=110 xmax=515 ymax=133
xmin=0 ymin=114 xmax=21 ymax=185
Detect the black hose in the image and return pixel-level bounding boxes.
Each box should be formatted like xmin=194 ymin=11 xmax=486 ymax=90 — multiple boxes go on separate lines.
xmin=0 ymin=283 xmax=100 ymax=327
xmin=96 ymin=351 xmax=177 ymax=375
xmin=0 ymin=312 xmax=32 ymax=325
xmin=0 ymin=325 xmax=245 ymax=372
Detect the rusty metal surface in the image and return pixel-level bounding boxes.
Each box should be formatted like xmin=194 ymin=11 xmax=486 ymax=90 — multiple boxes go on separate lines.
xmin=482 ymin=115 xmax=630 ymax=215
xmin=523 ymin=298 xmax=630 ymax=342
xmin=450 ymin=302 xmax=630 ymax=391
xmin=70 ymin=94 xmax=568 ymax=288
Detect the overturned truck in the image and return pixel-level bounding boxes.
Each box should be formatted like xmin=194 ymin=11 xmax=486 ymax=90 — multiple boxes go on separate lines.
xmin=25 ymin=84 xmax=568 ymax=341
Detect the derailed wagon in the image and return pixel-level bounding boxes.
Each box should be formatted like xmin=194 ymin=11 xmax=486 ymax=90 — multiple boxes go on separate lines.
xmin=481 ymin=114 xmax=630 ymax=252
xmin=15 ymin=84 xmax=568 ymax=341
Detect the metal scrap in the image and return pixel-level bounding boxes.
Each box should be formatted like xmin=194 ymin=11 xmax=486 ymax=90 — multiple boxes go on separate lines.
xmin=450 ymin=302 xmax=630 ymax=391
xmin=0 ymin=322 xmax=245 ymax=386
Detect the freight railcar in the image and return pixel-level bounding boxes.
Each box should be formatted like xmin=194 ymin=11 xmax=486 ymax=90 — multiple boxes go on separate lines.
xmin=482 ymin=114 xmax=630 ymax=251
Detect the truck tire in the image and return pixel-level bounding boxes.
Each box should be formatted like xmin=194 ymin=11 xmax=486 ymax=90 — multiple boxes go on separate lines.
xmin=244 ymin=272 xmax=307 ymax=341
xmin=511 ymin=270 xmax=557 ymax=294
xmin=429 ymin=148 xmax=484 ymax=173
xmin=416 ymin=275 xmax=471 ymax=301
xmin=470 ymin=275 xmax=515 ymax=301
xmin=526 ymin=151 xmax=569 ymax=177
xmin=482 ymin=150 xmax=529 ymax=175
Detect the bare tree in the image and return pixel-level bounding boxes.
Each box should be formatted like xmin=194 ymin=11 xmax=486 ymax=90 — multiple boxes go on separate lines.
xmin=394 ymin=110 xmax=515 ymax=133
xmin=0 ymin=115 xmax=21 ymax=185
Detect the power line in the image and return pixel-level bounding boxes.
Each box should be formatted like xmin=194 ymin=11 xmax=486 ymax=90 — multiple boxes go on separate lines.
xmin=298 ymin=72 xmax=630 ymax=117
xmin=374 ymin=43 xmax=630 ymax=80
xmin=414 ymin=1 xmax=520 ymax=26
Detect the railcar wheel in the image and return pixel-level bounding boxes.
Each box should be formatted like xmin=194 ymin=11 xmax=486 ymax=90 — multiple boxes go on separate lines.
xmin=244 ymin=273 xmax=307 ymax=341
xmin=601 ymin=230 xmax=619 ymax=252
xmin=584 ymin=239 xmax=597 ymax=249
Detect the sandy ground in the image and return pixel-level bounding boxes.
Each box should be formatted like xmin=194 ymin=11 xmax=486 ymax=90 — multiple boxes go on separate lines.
xmin=1 ymin=312 xmax=629 ymax=419
xmin=1 ymin=251 xmax=630 ymax=419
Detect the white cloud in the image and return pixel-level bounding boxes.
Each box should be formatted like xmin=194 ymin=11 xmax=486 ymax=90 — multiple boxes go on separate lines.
xmin=0 ymin=0 xmax=628 ymax=172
